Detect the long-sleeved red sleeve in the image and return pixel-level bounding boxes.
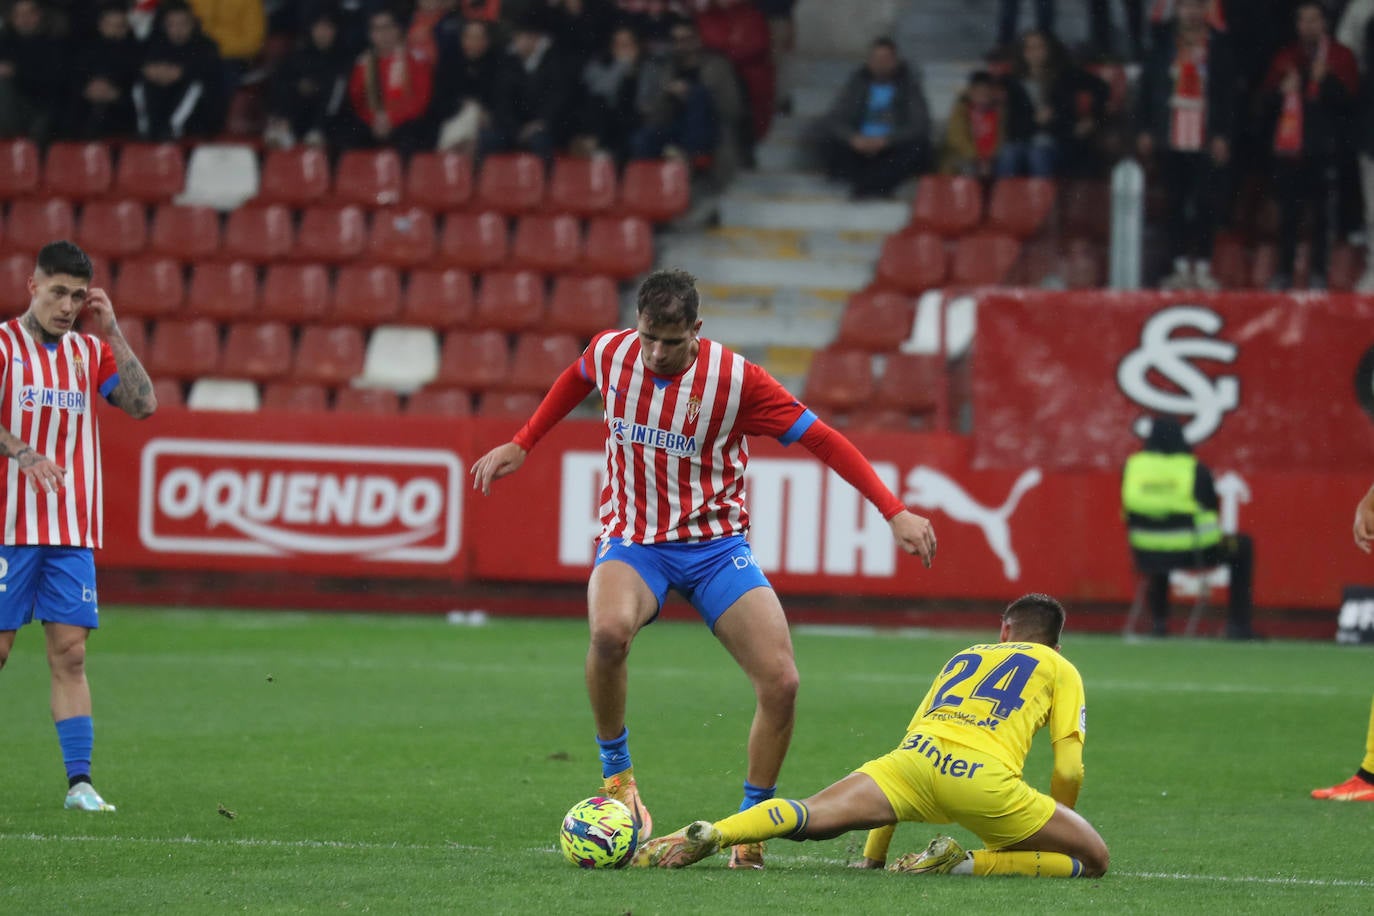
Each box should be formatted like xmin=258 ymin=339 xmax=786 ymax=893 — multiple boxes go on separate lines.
xmin=798 ymin=419 xmax=906 ymax=519
xmin=511 ymin=360 xmax=596 ymax=452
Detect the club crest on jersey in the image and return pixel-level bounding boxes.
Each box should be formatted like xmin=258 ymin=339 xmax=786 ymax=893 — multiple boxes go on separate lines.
xmin=685 ymin=395 xmax=702 ymax=424
xmin=19 ymin=385 xmax=87 ymax=413
xmin=72 ymin=354 xmax=87 ymax=388
xmin=610 ymin=417 xmax=698 ymax=457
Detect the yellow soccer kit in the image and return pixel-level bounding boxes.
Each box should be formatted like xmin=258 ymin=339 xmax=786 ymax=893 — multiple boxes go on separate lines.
xmin=857 ymin=641 xmax=1087 ymax=850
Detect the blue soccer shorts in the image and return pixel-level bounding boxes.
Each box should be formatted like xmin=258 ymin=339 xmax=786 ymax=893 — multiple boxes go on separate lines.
xmin=593 ymin=534 xmax=773 ymax=631
xmin=0 ymin=545 xmax=100 ymax=631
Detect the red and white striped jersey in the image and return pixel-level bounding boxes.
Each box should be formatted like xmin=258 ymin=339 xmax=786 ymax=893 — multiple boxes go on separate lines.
xmin=583 ymin=329 xmax=813 ymax=543
xmin=0 ymin=319 xmax=119 ymax=547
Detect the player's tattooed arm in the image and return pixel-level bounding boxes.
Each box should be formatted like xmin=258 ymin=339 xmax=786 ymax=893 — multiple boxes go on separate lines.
xmin=105 ymin=325 xmax=158 ymax=419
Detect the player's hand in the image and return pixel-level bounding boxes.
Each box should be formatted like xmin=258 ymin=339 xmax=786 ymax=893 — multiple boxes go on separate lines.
xmin=470 ymin=441 xmax=527 ymax=496
xmin=889 ymin=509 xmax=936 ymax=568
xmin=16 ymin=449 xmax=66 ymax=495
xmin=849 ymin=857 xmax=885 ymax=869
xmin=1354 ymin=487 xmax=1374 ymax=553
xmin=83 ymin=287 xmax=118 ymax=338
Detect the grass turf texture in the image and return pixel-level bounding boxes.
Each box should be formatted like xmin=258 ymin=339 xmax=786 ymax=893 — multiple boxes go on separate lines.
xmin=0 ymin=608 xmax=1369 ymax=914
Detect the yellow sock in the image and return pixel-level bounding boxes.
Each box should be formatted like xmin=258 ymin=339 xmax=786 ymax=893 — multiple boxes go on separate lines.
xmin=713 ymin=799 xmax=808 ymax=846
xmin=1361 ymin=698 xmax=1374 ymax=774
xmin=971 ymin=849 xmax=1084 ymax=878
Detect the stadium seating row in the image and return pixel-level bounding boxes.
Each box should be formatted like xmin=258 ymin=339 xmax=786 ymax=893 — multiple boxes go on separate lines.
xmin=907 ymin=176 xmax=1057 ymax=240
xmin=155 ymin=376 xmax=546 ymax=418
xmin=0 ymin=140 xmax=691 ymax=222
xmin=0 ymin=199 xmax=655 ymax=278
xmin=801 ymin=349 xmax=944 ymax=431
xmin=873 ymin=230 xmax=1024 ymax=293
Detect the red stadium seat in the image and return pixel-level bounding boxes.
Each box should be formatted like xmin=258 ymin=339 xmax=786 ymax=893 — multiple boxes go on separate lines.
xmin=77 ymin=199 xmax=148 ymax=259
xmin=874 ymin=232 xmax=947 ymax=294
xmin=619 ymin=158 xmax=690 ymax=223
xmin=332 ymin=264 xmax=402 ymax=325
xmin=474 ymin=269 xmax=546 ymax=331
xmin=114 ymin=143 xmax=185 ymax=202
xmin=405 ymin=151 xmax=472 ymax=210
xmin=113 ymin=256 xmax=186 ymax=318
xmin=985 ymin=177 xmax=1057 ymax=239
xmin=149 ymin=204 xmax=221 ymax=261
xmin=435 ymin=329 xmax=510 ymax=390
xmin=872 ymin=353 xmax=942 ymax=415
xmin=258 ymin=147 xmax=331 ymax=206
xmin=1060 ymin=179 xmax=1110 ymax=240
xmin=406 ymin=387 xmax=473 ymax=416
xmin=0 ymin=252 xmax=29 ymax=304
xmin=262 ymin=381 xmax=329 ymax=412
xmin=43 ymin=142 xmax=113 ymax=199
xmin=402 ymin=267 xmax=474 ymax=329
xmin=295 ymin=204 xmax=367 ymax=263
xmin=333 ymin=149 xmax=403 ymax=207
xmin=547 ymin=156 xmax=617 ymax=217
xmin=1062 ymin=237 xmax=1105 ymax=289
xmin=477 ymin=389 xmax=542 ymax=417
xmin=5 ymin=198 xmax=74 ymax=254
xmin=582 ymin=216 xmax=653 ymax=278
xmin=846 ymin=405 xmax=919 ymax=431
xmin=154 ymin=377 xmax=185 ymax=408
xmin=475 ymin=153 xmax=545 ymax=214
xmin=145 ymin=317 xmax=221 ymax=379
xmin=439 ymin=211 xmax=508 ymax=270
xmin=260 ymin=263 xmax=331 ymax=323
xmin=333 ymin=386 xmax=401 ymax=414
xmin=367 ymin=206 xmax=436 ymax=267
xmin=0 ymin=138 xmax=40 ymax=197
xmin=1330 ymin=243 xmax=1364 ymax=292
xmin=833 ymin=290 xmax=916 ymax=351
xmin=802 ymin=349 xmax=875 ymax=415
xmin=1210 ymin=232 xmax=1249 ymax=290
xmin=187 ymin=261 xmax=259 ymax=320
xmin=909 ymin=176 xmax=983 ymax=237
xmin=950 ymin=232 xmax=1021 ymax=285
xmin=547 ymin=274 xmax=620 ymax=337
xmin=117 ymin=316 xmax=148 ymax=359
xmin=511 ymin=213 xmax=582 ymax=273
xmin=221 ymin=321 xmax=293 ymax=381
xmin=291 ymin=325 xmax=366 ymax=385
xmin=505 ymin=332 xmax=583 ymax=392
xmin=223 ymin=204 xmax=295 ymax=262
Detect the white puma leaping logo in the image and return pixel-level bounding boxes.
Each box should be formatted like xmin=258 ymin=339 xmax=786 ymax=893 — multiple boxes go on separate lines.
xmin=902 ymin=467 xmax=1043 ymax=580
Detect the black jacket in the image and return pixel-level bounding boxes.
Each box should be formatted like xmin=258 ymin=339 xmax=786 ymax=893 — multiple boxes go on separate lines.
xmin=1136 ymin=27 xmax=1236 ymax=150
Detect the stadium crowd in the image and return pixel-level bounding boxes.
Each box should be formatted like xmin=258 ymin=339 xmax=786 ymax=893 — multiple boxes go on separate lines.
xmin=3 ymin=0 xmax=1374 ymax=290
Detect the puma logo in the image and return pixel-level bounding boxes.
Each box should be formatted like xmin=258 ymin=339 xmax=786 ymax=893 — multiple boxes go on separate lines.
xmin=902 ymin=467 xmax=1043 ymax=580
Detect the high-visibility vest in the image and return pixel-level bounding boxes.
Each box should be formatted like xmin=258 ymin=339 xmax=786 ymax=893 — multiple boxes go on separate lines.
xmin=1121 ymin=452 xmax=1221 ymax=553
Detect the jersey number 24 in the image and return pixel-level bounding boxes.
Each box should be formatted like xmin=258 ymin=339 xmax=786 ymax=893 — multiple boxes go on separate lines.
xmin=929 ymin=652 xmax=1040 ymax=720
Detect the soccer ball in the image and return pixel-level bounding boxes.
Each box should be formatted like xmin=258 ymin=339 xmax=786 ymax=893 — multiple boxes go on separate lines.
xmin=559 ymin=796 xmax=639 ymax=869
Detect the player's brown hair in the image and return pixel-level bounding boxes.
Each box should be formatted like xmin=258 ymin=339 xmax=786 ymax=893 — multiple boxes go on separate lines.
xmin=636 ymin=269 xmax=699 ymax=328
xmin=1003 ymin=593 xmax=1066 ymax=646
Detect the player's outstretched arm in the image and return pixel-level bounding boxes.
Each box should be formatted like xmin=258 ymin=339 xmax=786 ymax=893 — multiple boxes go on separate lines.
xmin=0 ymin=425 xmax=66 ymax=493
xmin=86 ymin=287 xmax=157 ymax=419
xmin=471 ymin=442 xmax=528 ymax=495
xmin=851 ymin=824 xmax=897 ymax=869
xmin=888 ymin=509 xmax=937 ymax=569
xmin=1355 ymin=484 xmax=1374 ymax=553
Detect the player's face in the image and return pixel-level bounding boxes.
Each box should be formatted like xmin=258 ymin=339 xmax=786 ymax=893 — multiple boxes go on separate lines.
xmin=637 ymin=316 xmax=701 ymax=375
xmin=26 ymin=271 xmax=89 ymax=338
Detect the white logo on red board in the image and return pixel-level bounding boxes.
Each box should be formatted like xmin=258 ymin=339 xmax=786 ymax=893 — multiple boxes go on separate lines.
xmin=902 ymin=467 xmax=1042 ymax=580
xmin=138 ymin=439 xmax=462 ymax=562
xmin=1116 ymin=306 xmax=1239 ymax=444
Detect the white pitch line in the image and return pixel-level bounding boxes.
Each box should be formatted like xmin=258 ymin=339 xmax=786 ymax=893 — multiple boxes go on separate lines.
xmin=2 ymin=834 xmax=1371 ymax=888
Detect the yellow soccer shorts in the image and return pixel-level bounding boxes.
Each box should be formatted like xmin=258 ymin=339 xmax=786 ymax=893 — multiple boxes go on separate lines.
xmin=856 ymin=734 xmax=1057 ymax=850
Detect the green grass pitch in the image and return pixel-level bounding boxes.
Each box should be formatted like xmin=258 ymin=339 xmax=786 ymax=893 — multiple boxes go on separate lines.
xmin=0 ymin=607 xmax=1369 ymax=914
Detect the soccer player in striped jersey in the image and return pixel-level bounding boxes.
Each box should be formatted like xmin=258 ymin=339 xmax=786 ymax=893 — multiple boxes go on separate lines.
xmin=471 ymin=268 xmax=938 ymax=869
xmin=1310 ymin=482 xmax=1374 ymax=802
xmin=631 ymin=593 xmax=1109 ymax=878
xmin=0 ymin=241 xmax=157 ymax=812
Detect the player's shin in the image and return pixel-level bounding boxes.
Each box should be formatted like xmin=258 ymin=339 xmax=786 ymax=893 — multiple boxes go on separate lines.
xmin=713 ymin=799 xmax=809 ymax=845
xmin=970 ymin=850 xmax=1085 ymax=877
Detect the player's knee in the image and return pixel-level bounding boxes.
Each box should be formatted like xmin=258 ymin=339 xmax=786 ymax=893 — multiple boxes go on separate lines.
xmin=587 ymin=620 xmax=635 ymax=662
xmin=757 ymin=663 xmax=799 ymax=711
xmin=1079 ymin=839 xmax=1109 ymax=877
xmin=49 ymin=640 xmax=87 ymax=678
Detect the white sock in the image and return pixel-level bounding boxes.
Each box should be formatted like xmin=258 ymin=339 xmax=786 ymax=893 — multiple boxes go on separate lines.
xmin=950 ymin=853 xmax=974 ymax=875
xmin=1194 ymin=260 xmax=1212 ymax=276
xmin=1173 ymin=257 xmax=1190 ymax=275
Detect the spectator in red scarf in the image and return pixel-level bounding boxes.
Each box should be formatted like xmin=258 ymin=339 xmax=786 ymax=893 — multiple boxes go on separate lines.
xmin=1260 ymin=1 xmax=1358 ymax=291
xmin=696 ymin=0 xmax=774 ymax=145
xmin=1135 ymin=0 xmax=1235 ymax=290
xmin=345 ymin=7 xmax=434 ymax=153
xmin=940 ymin=71 xmax=1007 ymax=179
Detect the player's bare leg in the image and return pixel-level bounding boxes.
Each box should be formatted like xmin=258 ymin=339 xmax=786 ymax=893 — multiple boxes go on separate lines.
xmin=586 ymin=560 xmax=660 ymax=837
xmin=897 ymin=803 xmax=1107 ymax=878
xmin=0 ymin=629 xmax=15 ymax=671
xmin=45 ymin=622 xmax=114 ymax=812
xmin=712 ymin=586 xmax=801 ymax=868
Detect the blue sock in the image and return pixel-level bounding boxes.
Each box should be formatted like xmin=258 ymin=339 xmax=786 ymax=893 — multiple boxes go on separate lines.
xmin=739 ymin=779 xmax=776 ymax=812
xmin=596 ymin=727 xmax=632 ymax=779
xmin=55 ymin=715 xmax=94 ymax=785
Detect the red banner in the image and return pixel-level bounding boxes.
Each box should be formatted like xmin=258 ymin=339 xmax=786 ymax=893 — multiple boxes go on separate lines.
xmin=971 ymin=291 xmax=1374 ymax=472
xmin=95 ymin=408 xmax=1374 ymax=610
